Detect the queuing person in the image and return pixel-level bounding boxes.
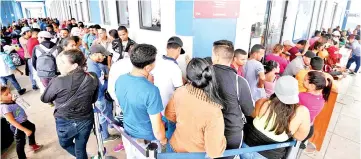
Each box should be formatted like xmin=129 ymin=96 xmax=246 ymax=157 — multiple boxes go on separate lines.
xmin=288 ymin=40 xmax=310 ymax=61
xmin=19 ymin=27 xmax=31 ymax=61
xmin=41 ymin=49 xmax=98 ymax=159
xmin=87 ymin=44 xmax=120 ymax=142
xmin=82 ymin=25 xmax=97 ymax=56
xmin=152 ymin=36 xmax=185 ymax=112
xmin=309 ymin=35 xmax=329 ymax=50
xmin=0 ymin=46 xmax=26 ymax=95
xmin=57 ymin=28 xmax=70 ymax=46
xmin=241 ymin=76 xmax=311 ymax=159
xmin=115 ymin=44 xmax=166 ymax=159
xmin=112 ymin=26 xmax=136 ymax=61
xmin=1 ymin=86 xmax=43 ymax=159
xmin=60 ymin=37 xmax=78 ymax=52
xmin=265 ymin=44 xmax=289 ymax=74
xmin=67 ymin=18 xmax=77 ymax=31
xmin=230 ymin=48 xmax=247 ymax=77
xmin=32 ymin=19 xmax=40 ymax=29
xmin=211 ymin=40 xmax=254 ymax=159
xmin=264 ymin=60 xmax=279 ymax=98
xmin=345 ymin=35 xmax=361 ymax=74
xmin=165 ymin=58 xmax=226 ymax=158
xmin=93 ymin=28 xmax=112 ymax=68
xmin=244 ymin=44 xmax=266 ymax=101
xmin=31 ymin=31 xmax=59 ymax=87
xmin=283 ymin=51 xmax=316 ymax=76
xmin=309 ymin=30 xmax=321 ymax=46
xmin=26 ymin=28 xmax=41 ymax=90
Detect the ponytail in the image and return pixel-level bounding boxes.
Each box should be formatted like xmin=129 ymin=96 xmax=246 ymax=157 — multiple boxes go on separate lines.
xmin=323 ymin=78 xmax=332 ymax=101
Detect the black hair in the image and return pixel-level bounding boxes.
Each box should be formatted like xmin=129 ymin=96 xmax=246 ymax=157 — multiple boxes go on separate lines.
xmin=307 ymin=71 xmax=332 ymax=101
xmin=186 ymin=58 xmax=224 ymax=107
xmin=1 ymin=86 xmax=9 ymax=94
xmin=314 ymin=30 xmax=321 ymax=36
xmin=130 ymin=44 xmax=157 ymax=69
xmin=310 ymin=56 xmax=324 ymax=70
xmin=204 ymin=57 xmax=213 ymax=65
xmin=314 ymin=41 xmax=323 ymax=50
xmin=78 ymin=24 xmax=85 ymax=28
xmin=250 ymin=44 xmax=265 ymax=55
xmin=213 ymin=40 xmax=234 ymax=61
xmin=321 ymin=35 xmax=329 ymax=42
xmin=61 ymin=49 xmax=86 ymax=68
xmin=117 ymin=26 xmax=128 ymax=32
xmin=71 ymin=18 xmax=76 ymax=21
xmin=264 ymin=60 xmax=279 ymax=74
xmin=167 ymin=43 xmax=181 ymax=50
xmin=0 ymin=45 xmax=4 ymax=52
xmin=46 ymin=24 xmax=53 ymax=29
xmin=31 ymin=28 xmax=40 ymax=33
xmin=70 ymin=36 xmax=80 ymax=44
xmin=93 ymin=24 xmax=101 ymax=30
xmin=44 ymin=38 xmax=51 ymax=41
xmin=60 ymin=28 xmax=69 ymax=33
xmin=332 ymin=39 xmax=338 ymax=46
xmin=297 ymin=40 xmax=307 ymax=45
xmin=88 ymin=25 xmax=94 ymax=29
xmin=109 ymin=29 xmax=119 ymax=39
xmin=234 ymin=49 xmax=247 ymax=56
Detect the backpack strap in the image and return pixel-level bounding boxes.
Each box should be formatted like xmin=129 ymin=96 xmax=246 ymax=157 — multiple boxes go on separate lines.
xmin=48 ymin=46 xmax=58 ymax=55
xmin=35 ymin=45 xmax=47 ymax=55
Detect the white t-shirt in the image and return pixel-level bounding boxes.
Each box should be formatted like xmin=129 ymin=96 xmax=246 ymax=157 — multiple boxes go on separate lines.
xmin=108 ymin=54 xmax=133 ymax=104
xmin=152 ymin=56 xmax=183 ymax=113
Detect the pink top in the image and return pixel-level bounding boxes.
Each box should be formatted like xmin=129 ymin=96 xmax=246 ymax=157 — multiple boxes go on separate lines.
xmin=265 ymin=54 xmax=289 ymax=74
xmin=299 ymin=92 xmax=325 ymax=122
xmin=264 ymin=80 xmax=275 ymax=98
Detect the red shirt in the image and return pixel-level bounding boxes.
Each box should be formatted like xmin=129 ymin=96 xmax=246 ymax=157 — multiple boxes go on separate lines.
xmin=230 ymin=64 xmax=244 ymax=77
xmin=27 ymin=38 xmax=39 ymax=57
xmin=288 ymin=46 xmax=300 ymax=61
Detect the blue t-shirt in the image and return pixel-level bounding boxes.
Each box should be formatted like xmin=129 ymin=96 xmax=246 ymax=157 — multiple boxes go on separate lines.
xmin=0 ymin=103 xmax=27 ymax=123
xmin=115 ymin=73 xmax=163 ymax=141
xmin=82 ymin=34 xmax=97 ymax=50
xmin=87 ymin=59 xmax=109 ymax=101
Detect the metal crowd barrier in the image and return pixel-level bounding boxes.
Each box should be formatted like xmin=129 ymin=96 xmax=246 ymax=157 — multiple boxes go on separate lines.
xmin=93 ymin=105 xmax=301 ymax=159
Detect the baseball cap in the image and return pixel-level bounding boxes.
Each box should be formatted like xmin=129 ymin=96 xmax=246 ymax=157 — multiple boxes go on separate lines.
xmin=20 ymin=27 xmax=31 ymax=35
xmin=274 ymin=76 xmax=299 ymax=104
xmin=283 ymin=40 xmax=295 ymax=47
xmin=90 ymin=44 xmax=111 ymax=56
xmin=38 ymin=31 xmax=53 ymax=38
xmin=167 ymin=36 xmax=185 ymax=54
xmin=304 ymin=51 xmax=316 ymax=58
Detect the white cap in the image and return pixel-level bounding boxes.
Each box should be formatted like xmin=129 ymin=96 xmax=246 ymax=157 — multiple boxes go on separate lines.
xmin=274 ymin=76 xmax=299 ymax=104
xmin=332 ymin=31 xmax=341 ymax=37
xmin=283 ymin=40 xmax=295 ymax=47
xmin=38 ymin=31 xmax=53 ymax=38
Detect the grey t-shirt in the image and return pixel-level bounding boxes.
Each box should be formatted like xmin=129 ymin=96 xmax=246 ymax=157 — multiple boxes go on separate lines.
xmin=243 ymin=59 xmax=265 ymax=101
xmin=283 ymin=56 xmax=305 ymax=76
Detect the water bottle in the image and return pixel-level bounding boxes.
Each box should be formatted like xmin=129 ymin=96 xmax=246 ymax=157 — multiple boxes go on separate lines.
xmin=13 ymin=94 xmax=31 ymax=109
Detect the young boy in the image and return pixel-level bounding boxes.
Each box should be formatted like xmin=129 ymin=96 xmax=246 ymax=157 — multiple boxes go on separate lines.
xmin=0 ymin=86 xmax=42 ymax=159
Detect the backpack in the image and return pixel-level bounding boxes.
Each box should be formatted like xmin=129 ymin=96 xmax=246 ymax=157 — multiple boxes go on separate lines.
xmin=9 ymin=52 xmax=22 ymax=66
xmin=35 ymin=45 xmax=57 ymax=78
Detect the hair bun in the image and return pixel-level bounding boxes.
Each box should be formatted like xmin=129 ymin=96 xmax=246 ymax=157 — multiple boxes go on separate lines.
xmin=201 ymin=66 xmax=212 ymax=81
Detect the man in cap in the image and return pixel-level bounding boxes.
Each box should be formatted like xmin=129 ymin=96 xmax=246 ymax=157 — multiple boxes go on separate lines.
xmin=32 ymin=31 xmax=58 ymax=88
xmin=19 ymin=27 xmax=38 ymax=90
xmin=152 ymin=36 xmax=185 ymax=112
xmin=87 ymin=44 xmax=120 ymax=142
xmin=283 ymin=51 xmax=316 ymax=76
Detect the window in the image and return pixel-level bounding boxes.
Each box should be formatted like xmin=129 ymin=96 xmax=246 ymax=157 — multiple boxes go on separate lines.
xmin=101 ymin=0 xmax=110 ymax=24
xmin=116 ymin=0 xmax=129 ymax=26
xmin=86 ymin=0 xmax=91 ymax=22
xmin=80 ymin=1 xmax=84 ymax=21
xmin=138 ymin=0 xmax=161 ymax=31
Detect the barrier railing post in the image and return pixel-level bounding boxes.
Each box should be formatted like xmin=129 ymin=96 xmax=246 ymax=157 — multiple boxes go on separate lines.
xmin=286 ymin=141 xmax=301 ymax=159
xmin=146 ymin=143 xmax=158 ymax=159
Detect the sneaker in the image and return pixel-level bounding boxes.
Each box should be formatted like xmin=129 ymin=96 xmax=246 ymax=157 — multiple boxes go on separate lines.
xmin=349 ymin=71 xmax=356 ymax=75
xmin=32 ymin=85 xmax=39 ymax=90
xmin=104 ymin=135 xmax=121 ymax=143
xmin=18 ymin=89 xmax=26 ymax=95
xmin=30 ymin=144 xmax=43 ymax=152
xmin=113 ymin=143 xmax=125 ymax=152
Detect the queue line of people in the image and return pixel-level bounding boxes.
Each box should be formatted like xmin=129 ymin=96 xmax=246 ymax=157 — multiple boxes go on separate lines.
xmin=0 ymin=17 xmax=360 ymax=159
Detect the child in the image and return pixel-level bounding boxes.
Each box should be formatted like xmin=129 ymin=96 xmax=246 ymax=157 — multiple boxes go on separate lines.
xmin=0 ymin=86 xmax=42 ymax=159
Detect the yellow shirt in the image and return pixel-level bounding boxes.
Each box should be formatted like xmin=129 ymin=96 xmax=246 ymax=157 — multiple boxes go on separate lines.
xmin=295 ymin=69 xmax=309 ymax=93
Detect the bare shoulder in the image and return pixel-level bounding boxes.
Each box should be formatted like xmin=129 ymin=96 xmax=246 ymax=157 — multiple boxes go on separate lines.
xmin=295 ymin=105 xmax=310 ymax=117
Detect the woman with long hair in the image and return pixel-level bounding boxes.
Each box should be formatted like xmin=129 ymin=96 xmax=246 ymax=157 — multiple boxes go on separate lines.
xmin=265 ymin=44 xmax=289 ymax=74
xmin=165 ymin=58 xmax=226 ymax=158
xmin=241 ymin=76 xmax=311 ymax=159
xmin=40 ymin=49 xmax=98 ymax=159
xmin=264 ymin=60 xmax=279 ymax=98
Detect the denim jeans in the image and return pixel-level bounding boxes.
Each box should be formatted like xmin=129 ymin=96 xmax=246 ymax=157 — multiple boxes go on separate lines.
xmin=26 ymin=59 xmax=37 ymax=87
xmin=95 ymin=96 xmax=114 ymax=140
xmin=55 ymin=117 xmax=94 ymax=159
xmin=346 ymin=55 xmax=361 ymax=73
xmin=0 ymin=74 xmax=22 ymax=91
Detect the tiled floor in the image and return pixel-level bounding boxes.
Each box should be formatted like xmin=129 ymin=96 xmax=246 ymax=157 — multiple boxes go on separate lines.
xmin=300 ymin=74 xmax=361 ymax=159
xmin=2 ymin=69 xmax=360 ymax=159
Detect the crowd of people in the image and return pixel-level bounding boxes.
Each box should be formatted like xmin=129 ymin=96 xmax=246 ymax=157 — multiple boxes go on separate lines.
xmin=0 ymin=17 xmax=360 ymax=159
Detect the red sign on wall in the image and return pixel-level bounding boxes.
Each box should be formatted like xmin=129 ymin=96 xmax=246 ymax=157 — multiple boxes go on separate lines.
xmin=194 ymin=0 xmax=241 ymax=18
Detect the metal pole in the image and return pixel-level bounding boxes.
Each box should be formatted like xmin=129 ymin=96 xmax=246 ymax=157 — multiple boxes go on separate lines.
xmin=146 ymin=143 xmax=158 ymax=159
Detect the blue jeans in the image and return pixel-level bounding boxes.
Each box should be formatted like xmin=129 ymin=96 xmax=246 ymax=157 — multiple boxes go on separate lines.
xmin=26 ymin=59 xmax=37 ymax=87
xmin=162 ymin=116 xmax=176 ymax=140
xmin=95 ymin=96 xmax=114 ymax=140
xmin=346 ymin=55 xmax=361 ymax=73
xmin=0 ymin=74 xmax=22 ymax=91
xmin=55 ymin=117 xmax=94 ymax=159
